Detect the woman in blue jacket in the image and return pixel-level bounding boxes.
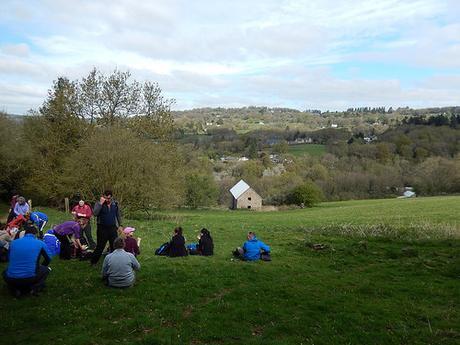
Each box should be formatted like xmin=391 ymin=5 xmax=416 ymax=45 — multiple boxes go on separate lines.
xmin=233 ymin=232 xmax=270 ymax=261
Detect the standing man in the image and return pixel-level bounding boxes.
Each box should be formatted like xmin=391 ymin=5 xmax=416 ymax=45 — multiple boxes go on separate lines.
xmin=3 ymin=225 xmax=51 ymax=297
xmin=90 ymin=190 xmax=122 ymax=265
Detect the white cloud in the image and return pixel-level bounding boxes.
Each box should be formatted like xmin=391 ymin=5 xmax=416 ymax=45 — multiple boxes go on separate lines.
xmin=0 ymin=0 xmax=459 ymax=113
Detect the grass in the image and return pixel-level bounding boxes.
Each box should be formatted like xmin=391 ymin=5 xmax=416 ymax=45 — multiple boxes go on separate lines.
xmin=287 ymin=144 xmax=326 ymax=157
xmin=1 ymin=196 xmax=460 ymax=345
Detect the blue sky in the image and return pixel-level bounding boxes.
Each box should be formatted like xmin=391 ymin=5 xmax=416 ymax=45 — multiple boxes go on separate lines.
xmin=1 ymin=0 xmax=460 ymax=114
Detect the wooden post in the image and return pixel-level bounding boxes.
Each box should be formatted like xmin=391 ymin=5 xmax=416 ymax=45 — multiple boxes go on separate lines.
xmin=28 ymin=199 xmax=32 ymax=211
xmin=65 ymin=197 xmax=70 ymax=213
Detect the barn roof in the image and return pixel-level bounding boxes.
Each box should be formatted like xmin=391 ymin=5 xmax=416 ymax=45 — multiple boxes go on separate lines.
xmin=230 ymin=179 xmax=251 ymax=199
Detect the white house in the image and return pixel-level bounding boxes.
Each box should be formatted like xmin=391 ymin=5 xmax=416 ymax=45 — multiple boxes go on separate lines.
xmin=229 ymin=180 xmax=262 ymax=210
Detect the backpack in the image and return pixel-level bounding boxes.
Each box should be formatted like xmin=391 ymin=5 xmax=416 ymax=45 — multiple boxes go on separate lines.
xmin=260 ymin=251 xmax=272 ymax=261
xmin=187 ymin=243 xmax=199 ymax=255
xmin=43 ymin=230 xmax=60 ymax=257
xmin=155 ymin=242 xmax=170 ymax=256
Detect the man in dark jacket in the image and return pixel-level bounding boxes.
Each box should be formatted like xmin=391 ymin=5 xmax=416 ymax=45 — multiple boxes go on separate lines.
xmin=3 ymin=226 xmax=51 ymax=297
xmin=90 ymin=190 xmax=122 ymax=265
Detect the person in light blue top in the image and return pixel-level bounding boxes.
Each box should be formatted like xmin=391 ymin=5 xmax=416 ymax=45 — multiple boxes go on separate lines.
xmin=233 ymin=231 xmax=270 ymax=261
xmin=29 ymin=211 xmax=48 ymax=238
xmin=13 ymin=196 xmax=29 ymax=217
xmin=102 ymin=237 xmax=140 ymax=288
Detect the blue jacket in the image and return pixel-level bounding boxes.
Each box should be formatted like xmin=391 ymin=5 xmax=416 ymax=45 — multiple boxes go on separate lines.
xmin=243 ymin=236 xmax=270 ymax=261
xmin=30 ymin=211 xmax=48 ymax=229
xmin=6 ymin=234 xmax=51 ymax=279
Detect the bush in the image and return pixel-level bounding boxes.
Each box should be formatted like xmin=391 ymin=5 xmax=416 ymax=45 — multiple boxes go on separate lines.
xmin=288 ymin=181 xmax=324 ymax=207
xmin=185 ymin=173 xmax=219 ymax=208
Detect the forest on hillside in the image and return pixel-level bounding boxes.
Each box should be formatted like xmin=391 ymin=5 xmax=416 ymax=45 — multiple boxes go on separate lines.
xmin=1 ymin=70 xmax=459 ymax=210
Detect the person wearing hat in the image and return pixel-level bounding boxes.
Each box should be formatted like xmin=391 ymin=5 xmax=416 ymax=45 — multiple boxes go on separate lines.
xmin=123 ymin=227 xmax=140 ymax=257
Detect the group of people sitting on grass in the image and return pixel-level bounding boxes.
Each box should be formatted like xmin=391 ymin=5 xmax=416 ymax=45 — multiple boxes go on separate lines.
xmin=1 ymin=190 xmax=271 ymax=297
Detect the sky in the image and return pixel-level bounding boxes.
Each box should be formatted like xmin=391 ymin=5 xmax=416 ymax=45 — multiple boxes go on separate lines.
xmin=1 ymin=0 xmax=460 ymax=114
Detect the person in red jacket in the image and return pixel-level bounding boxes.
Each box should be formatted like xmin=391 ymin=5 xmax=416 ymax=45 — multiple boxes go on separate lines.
xmin=72 ymin=200 xmax=96 ymax=249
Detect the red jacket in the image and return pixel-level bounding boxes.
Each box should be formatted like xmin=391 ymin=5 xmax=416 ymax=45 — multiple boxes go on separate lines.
xmin=7 ymin=214 xmax=26 ymax=234
xmin=72 ymin=204 xmax=93 ymax=219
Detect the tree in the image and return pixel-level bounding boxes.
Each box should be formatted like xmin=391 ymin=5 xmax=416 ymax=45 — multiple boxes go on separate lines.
xmin=21 ymin=78 xmax=90 ymax=204
xmin=62 ymin=127 xmax=185 ymax=211
xmin=288 ymin=181 xmax=324 ymax=207
xmin=185 ymin=173 xmax=219 ymax=208
xmin=0 ymin=112 xmax=32 ymax=198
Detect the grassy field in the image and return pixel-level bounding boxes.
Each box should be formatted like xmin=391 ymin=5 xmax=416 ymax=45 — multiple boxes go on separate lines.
xmin=1 ymin=196 xmax=459 ymax=345
xmin=287 ymin=144 xmax=326 ymax=157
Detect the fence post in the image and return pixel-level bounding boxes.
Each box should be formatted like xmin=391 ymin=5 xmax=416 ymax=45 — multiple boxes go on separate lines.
xmin=28 ymin=199 xmax=32 ymax=210
xmin=65 ymin=197 xmax=70 ymax=213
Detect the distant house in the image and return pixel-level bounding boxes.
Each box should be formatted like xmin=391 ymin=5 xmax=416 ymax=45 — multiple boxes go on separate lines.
xmin=398 ymin=186 xmax=416 ymax=198
xmin=229 ymin=180 xmax=262 ymax=210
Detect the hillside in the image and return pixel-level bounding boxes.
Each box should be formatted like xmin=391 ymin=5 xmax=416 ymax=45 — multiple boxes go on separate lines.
xmin=2 ymin=196 xmax=459 ymax=345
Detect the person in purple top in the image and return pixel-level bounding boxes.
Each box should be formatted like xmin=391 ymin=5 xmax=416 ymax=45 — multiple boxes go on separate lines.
xmin=53 ymin=220 xmax=84 ymax=260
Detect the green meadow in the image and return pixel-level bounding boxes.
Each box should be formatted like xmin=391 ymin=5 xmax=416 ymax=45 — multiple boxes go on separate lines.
xmin=287 ymin=144 xmax=326 ymax=157
xmin=1 ymin=196 xmax=459 ymax=345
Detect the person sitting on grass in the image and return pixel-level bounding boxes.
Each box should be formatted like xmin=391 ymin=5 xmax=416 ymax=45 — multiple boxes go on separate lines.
xmin=197 ymin=228 xmax=214 ymax=256
xmin=102 ymin=237 xmax=140 ymax=288
xmin=233 ymin=231 xmax=270 ymax=261
xmin=122 ymin=227 xmax=140 ymax=257
xmin=168 ymin=227 xmax=188 ymax=257
xmin=52 ymin=220 xmax=85 ymax=260
xmin=2 ymin=225 xmax=51 ymax=297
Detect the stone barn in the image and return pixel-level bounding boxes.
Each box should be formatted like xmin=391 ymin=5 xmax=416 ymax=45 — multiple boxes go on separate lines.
xmin=229 ymin=180 xmax=262 ymax=210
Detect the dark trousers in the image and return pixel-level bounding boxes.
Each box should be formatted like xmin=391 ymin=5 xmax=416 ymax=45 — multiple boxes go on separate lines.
xmin=55 ymin=233 xmax=72 ymax=260
xmin=6 ymin=209 xmax=16 ymax=223
xmin=3 ymin=265 xmax=50 ymax=295
xmin=90 ymin=224 xmax=118 ymax=264
xmin=80 ymin=222 xmax=96 ymax=248
xmin=233 ymin=247 xmax=245 ymax=259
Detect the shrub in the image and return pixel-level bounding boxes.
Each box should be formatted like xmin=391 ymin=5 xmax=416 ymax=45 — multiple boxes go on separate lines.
xmin=288 ymin=181 xmax=324 ymax=207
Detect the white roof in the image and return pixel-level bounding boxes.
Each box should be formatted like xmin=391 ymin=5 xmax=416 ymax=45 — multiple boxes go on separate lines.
xmin=230 ymin=179 xmax=251 ymax=199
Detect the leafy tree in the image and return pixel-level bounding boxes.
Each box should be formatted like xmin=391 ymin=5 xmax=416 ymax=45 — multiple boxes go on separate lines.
xmin=0 ymin=113 xmax=32 ymax=198
xmin=288 ymin=181 xmax=324 ymax=207
xmin=185 ymin=173 xmax=219 ymax=208
xmin=62 ymin=128 xmax=185 ymax=211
